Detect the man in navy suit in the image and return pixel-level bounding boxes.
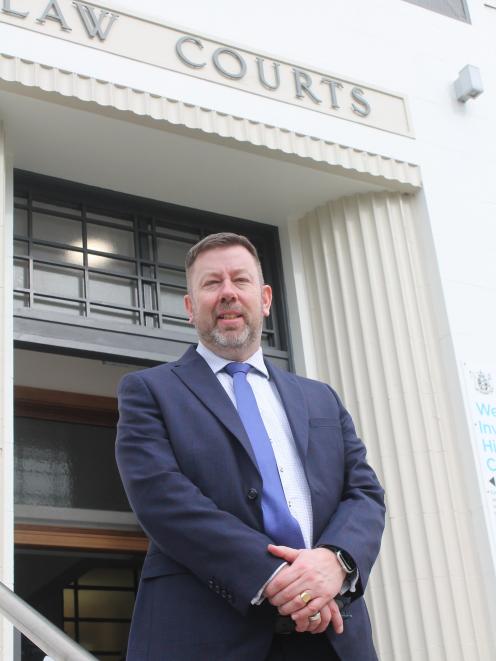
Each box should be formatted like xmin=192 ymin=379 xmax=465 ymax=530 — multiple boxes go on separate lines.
xmin=116 ymin=232 xmax=385 ymax=660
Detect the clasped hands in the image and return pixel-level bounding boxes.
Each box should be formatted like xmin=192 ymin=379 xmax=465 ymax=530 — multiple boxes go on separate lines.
xmin=263 ymin=544 xmax=346 ymax=635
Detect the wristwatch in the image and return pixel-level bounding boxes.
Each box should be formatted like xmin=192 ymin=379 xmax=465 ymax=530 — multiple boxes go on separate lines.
xmin=326 ymin=546 xmax=356 ymax=574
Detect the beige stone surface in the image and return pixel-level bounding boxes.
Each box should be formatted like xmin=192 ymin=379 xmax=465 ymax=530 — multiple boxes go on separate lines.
xmin=295 ymin=191 xmax=496 ymax=660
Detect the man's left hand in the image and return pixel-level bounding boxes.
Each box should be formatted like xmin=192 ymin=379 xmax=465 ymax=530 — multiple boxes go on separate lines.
xmin=264 ymin=544 xmax=346 ymax=625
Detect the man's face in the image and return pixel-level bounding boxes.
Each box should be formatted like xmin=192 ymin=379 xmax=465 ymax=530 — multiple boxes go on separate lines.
xmin=184 ymin=245 xmax=272 ymax=361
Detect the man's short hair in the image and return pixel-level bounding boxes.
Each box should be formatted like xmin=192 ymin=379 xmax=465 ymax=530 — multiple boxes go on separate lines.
xmin=185 ymin=232 xmax=264 ymax=287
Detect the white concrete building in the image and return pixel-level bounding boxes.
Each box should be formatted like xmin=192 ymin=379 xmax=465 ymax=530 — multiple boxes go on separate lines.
xmin=1 ymin=0 xmax=496 ymax=659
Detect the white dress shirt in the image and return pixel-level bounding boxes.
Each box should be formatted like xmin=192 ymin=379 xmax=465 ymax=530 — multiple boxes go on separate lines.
xmin=196 ymin=342 xmax=314 ymax=548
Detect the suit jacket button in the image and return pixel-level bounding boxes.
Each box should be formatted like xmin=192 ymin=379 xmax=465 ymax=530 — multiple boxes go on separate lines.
xmin=247 ymin=488 xmax=258 ymax=500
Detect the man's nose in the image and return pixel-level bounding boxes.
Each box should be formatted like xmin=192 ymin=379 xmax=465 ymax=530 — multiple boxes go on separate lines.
xmin=219 ymin=278 xmax=237 ymax=300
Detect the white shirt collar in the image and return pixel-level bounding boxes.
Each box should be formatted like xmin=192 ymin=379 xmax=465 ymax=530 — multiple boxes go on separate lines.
xmin=196 ymin=341 xmax=269 ymax=378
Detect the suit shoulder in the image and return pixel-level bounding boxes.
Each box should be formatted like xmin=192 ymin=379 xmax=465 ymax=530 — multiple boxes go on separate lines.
xmin=294 ymin=373 xmax=340 ymax=399
xmin=118 ymin=361 xmax=179 ymax=389
xmin=267 ymin=361 xmax=339 ymax=399
xmin=291 ymin=372 xmax=328 ymax=388
xmin=280 ymin=367 xmax=333 ymax=392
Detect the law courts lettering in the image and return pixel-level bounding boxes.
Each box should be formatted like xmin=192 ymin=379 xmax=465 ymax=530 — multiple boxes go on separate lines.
xmin=175 ymin=35 xmax=371 ymax=118
xmin=0 ymin=0 xmax=412 ymax=136
xmin=2 ymin=0 xmax=369 ymax=116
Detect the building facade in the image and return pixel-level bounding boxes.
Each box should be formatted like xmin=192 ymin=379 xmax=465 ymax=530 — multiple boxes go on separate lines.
xmin=1 ymin=0 xmax=496 ymax=659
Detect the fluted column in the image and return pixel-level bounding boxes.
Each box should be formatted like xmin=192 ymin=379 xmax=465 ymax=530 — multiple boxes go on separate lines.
xmin=0 ymin=121 xmax=14 ymax=660
xmin=294 ymin=192 xmax=495 ymax=660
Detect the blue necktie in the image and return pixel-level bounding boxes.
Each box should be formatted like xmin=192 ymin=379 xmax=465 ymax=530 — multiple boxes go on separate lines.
xmin=224 ymin=362 xmax=305 ymax=549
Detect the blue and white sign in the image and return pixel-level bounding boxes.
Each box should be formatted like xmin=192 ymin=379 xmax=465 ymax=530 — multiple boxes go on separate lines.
xmin=464 ymin=364 xmax=496 ymax=549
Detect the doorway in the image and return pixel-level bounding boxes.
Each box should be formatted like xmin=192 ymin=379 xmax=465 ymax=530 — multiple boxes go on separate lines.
xmin=13 ymin=350 xmax=147 ymax=659
xmin=15 ymin=547 xmax=144 ymax=660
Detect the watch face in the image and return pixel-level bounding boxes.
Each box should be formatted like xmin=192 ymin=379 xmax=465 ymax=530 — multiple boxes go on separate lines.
xmin=326 ymin=545 xmax=356 ymax=573
xmin=337 ymin=550 xmax=355 ymax=573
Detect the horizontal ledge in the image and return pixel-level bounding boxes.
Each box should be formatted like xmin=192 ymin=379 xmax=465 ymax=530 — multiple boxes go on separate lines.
xmin=15 ymin=523 xmax=148 ymax=552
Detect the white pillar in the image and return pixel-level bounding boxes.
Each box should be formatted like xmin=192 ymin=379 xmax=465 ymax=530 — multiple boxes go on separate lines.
xmin=293 ymin=191 xmax=496 ymax=660
xmin=0 ymin=121 xmax=14 ymax=660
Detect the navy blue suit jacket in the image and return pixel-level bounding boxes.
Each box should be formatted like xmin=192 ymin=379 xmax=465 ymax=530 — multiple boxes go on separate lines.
xmin=116 ymin=345 xmax=385 ymax=660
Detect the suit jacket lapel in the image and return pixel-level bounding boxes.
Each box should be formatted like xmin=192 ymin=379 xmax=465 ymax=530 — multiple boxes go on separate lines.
xmin=172 ymin=346 xmax=259 ymax=469
xmin=266 ymin=361 xmax=309 ymax=462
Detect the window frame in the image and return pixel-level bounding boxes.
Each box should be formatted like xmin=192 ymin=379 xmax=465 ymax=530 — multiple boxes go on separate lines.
xmin=13 ymin=170 xmax=292 ymax=370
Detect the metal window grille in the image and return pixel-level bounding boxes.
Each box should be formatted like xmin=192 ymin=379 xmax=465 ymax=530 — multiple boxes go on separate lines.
xmin=13 ymin=171 xmax=289 ymax=364
xmin=63 ymin=567 xmax=139 ymax=659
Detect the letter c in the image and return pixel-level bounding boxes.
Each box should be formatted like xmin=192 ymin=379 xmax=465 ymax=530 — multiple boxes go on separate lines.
xmin=487 ymin=457 xmax=496 ymax=471
xmin=175 ymin=36 xmax=206 ymax=69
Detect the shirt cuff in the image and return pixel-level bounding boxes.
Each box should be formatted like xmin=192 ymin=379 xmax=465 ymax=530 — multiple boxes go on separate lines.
xmin=251 ymin=562 xmax=288 ymax=605
xmin=340 ymin=568 xmax=359 ymax=594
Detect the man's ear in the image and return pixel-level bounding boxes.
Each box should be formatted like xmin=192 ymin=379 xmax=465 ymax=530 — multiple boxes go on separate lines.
xmin=262 ymin=284 xmax=272 ymax=317
xmin=184 ymin=294 xmax=194 ymax=324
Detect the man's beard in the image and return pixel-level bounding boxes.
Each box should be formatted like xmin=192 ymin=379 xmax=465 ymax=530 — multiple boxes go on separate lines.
xmin=209 ymin=322 xmax=255 ymax=349
xmin=193 ymin=302 xmax=264 ymax=351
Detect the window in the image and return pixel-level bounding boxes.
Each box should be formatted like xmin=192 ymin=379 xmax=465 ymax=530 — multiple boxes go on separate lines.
xmin=14 ymin=171 xmax=291 ymax=369
xmin=16 ymin=548 xmax=144 ymax=661
xmin=402 ymin=0 xmax=470 ymax=21
xmin=63 ymin=566 xmax=138 ymax=659
xmin=15 ymin=416 xmax=129 ymax=511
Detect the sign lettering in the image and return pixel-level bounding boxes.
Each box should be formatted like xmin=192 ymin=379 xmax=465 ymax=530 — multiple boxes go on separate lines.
xmin=463 ymin=365 xmax=496 ymax=566
xmin=0 ymin=1 xmax=412 ymax=136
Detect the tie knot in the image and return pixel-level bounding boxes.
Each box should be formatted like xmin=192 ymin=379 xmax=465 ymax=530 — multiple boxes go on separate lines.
xmin=225 ymin=362 xmax=251 ymax=377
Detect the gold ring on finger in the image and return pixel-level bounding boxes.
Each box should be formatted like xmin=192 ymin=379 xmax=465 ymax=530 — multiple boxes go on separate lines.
xmin=309 ymin=612 xmax=321 ymax=622
xmin=299 ymin=590 xmax=312 ymax=604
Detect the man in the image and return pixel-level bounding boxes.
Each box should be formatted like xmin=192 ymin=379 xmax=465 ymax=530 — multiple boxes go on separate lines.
xmin=116 ymin=232 xmax=385 ymax=660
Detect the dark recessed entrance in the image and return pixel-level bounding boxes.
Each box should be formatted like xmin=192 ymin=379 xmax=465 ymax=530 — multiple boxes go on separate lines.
xmin=15 ymin=548 xmax=144 ymax=660
xmin=13 ymin=376 xmax=147 ymax=660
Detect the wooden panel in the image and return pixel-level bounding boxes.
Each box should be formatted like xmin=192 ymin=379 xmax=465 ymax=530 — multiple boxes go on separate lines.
xmin=14 ymin=386 xmax=118 ymax=426
xmin=15 ymin=524 xmax=147 ymax=552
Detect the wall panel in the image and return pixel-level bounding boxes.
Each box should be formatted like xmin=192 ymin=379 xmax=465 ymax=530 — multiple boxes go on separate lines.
xmin=298 ymin=191 xmax=494 ymax=660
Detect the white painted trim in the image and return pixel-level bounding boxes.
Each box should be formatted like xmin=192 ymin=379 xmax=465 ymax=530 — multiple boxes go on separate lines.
xmin=0 ymin=120 xmax=14 ymax=661
xmin=15 ymin=505 xmax=140 ymax=531
xmin=0 ymin=53 xmax=422 ymax=191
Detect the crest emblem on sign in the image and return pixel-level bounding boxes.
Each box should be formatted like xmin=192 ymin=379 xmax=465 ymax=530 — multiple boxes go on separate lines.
xmin=473 ymin=370 xmax=494 ymax=395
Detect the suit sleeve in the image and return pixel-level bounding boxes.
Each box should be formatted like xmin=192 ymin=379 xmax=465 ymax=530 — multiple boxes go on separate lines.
xmin=115 ymin=371 xmax=283 ymax=615
xmin=315 ymin=388 xmax=385 ymax=600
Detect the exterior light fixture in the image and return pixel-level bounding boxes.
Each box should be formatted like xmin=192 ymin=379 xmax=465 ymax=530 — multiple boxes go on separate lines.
xmin=454 ymin=65 xmax=483 ymax=102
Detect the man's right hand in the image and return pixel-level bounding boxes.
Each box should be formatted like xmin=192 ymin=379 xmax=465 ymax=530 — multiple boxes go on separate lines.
xmin=264 ymin=544 xmax=344 ymax=634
